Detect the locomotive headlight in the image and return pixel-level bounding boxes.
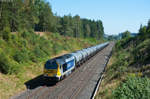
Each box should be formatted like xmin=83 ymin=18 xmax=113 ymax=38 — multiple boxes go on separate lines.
xmin=44 ymin=74 xmax=48 ymax=76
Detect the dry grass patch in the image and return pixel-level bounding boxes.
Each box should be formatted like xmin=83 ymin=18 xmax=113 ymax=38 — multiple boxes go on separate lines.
xmin=0 ymin=61 xmax=44 ymax=99
xmin=0 ymin=73 xmax=25 ymax=99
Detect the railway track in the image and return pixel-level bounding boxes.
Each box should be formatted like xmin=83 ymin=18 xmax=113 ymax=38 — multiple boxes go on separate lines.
xmin=11 ymin=42 xmax=114 ymax=99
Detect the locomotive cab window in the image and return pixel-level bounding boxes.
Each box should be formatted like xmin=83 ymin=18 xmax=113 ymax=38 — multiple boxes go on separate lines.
xmin=45 ymin=60 xmax=58 ymax=69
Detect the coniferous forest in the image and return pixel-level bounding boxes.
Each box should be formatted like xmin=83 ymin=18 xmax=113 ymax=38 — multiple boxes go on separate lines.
xmin=0 ymin=0 xmax=104 ymax=39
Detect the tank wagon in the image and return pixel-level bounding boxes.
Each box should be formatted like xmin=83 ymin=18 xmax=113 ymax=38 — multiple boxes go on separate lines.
xmin=43 ymin=42 xmax=109 ymax=81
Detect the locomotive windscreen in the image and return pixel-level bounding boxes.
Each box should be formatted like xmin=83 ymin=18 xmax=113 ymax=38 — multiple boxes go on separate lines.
xmin=45 ymin=60 xmax=58 ymax=69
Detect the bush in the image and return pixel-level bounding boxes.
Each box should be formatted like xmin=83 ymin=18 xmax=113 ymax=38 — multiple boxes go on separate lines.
xmin=38 ymin=37 xmax=52 ymax=56
xmin=29 ymin=52 xmax=38 ymax=62
xmin=132 ymin=39 xmax=150 ymax=65
xmin=111 ymin=51 xmax=129 ymax=72
xmin=11 ymin=34 xmax=18 ymax=44
xmin=33 ymin=46 xmax=46 ymax=58
xmin=21 ymin=31 xmax=30 ymax=38
xmin=2 ymin=27 xmax=11 ymax=41
xmin=52 ymin=41 xmax=63 ymax=55
xmin=0 ymin=53 xmax=10 ymax=73
xmin=0 ymin=53 xmax=20 ymax=74
xmin=13 ymin=49 xmax=29 ymax=63
xmin=112 ymin=76 xmax=150 ymax=99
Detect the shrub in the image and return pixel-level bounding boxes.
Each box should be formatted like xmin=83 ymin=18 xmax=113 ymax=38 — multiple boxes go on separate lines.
xmin=11 ymin=34 xmax=18 ymax=44
xmin=111 ymin=51 xmax=129 ymax=72
xmin=52 ymin=41 xmax=63 ymax=55
xmin=33 ymin=46 xmax=46 ymax=58
xmin=29 ymin=52 xmax=38 ymax=62
xmin=0 ymin=53 xmax=10 ymax=73
xmin=29 ymin=34 xmax=38 ymax=46
xmin=13 ymin=49 xmax=29 ymax=63
xmin=2 ymin=27 xmax=11 ymax=41
xmin=38 ymin=37 xmax=52 ymax=56
xmin=0 ymin=52 xmax=20 ymax=74
xmin=112 ymin=76 xmax=150 ymax=99
xmin=21 ymin=31 xmax=30 ymax=38
xmin=132 ymin=39 xmax=150 ymax=65
xmin=21 ymin=39 xmax=28 ymax=48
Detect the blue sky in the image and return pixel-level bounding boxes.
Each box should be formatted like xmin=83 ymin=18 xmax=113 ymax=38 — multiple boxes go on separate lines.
xmin=48 ymin=0 xmax=150 ymax=35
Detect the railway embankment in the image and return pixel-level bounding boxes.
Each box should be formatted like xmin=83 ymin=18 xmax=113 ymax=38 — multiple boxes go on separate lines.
xmin=95 ymin=21 xmax=150 ymax=99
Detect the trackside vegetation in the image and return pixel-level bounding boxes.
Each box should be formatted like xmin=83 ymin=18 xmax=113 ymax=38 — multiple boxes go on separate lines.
xmin=95 ymin=20 xmax=150 ymax=99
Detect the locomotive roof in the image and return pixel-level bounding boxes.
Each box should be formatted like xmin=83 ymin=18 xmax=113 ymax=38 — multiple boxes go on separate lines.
xmin=51 ymin=54 xmax=74 ymax=65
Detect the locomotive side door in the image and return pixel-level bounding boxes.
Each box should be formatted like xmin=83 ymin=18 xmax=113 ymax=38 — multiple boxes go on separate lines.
xmin=62 ymin=63 xmax=67 ymax=73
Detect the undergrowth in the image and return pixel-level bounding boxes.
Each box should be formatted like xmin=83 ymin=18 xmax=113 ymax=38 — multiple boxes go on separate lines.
xmin=96 ymin=20 xmax=150 ymax=99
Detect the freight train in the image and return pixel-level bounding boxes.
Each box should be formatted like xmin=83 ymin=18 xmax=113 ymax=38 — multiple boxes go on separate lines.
xmin=43 ymin=42 xmax=109 ymax=81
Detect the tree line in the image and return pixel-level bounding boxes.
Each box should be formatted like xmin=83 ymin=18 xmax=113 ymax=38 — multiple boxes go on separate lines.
xmin=0 ymin=0 xmax=104 ymax=39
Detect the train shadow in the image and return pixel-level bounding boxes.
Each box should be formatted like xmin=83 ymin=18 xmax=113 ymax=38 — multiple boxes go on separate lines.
xmin=24 ymin=75 xmax=57 ymax=89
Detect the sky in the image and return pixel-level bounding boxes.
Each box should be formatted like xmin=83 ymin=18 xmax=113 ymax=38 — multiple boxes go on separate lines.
xmin=48 ymin=0 xmax=150 ymax=35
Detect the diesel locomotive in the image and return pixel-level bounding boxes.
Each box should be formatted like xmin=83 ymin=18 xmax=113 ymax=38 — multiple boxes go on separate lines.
xmin=43 ymin=42 xmax=109 ymax=81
